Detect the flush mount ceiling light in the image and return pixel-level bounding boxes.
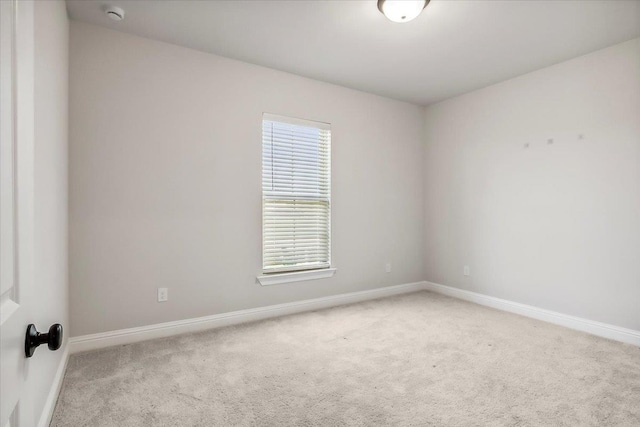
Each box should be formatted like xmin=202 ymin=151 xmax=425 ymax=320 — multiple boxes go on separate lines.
xmin=378 ymin=0 xmax=429 ymax=23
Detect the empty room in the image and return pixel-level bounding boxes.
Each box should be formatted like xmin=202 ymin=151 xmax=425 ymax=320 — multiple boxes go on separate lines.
xmin=1 ymin=0 xmax=639 ymax=426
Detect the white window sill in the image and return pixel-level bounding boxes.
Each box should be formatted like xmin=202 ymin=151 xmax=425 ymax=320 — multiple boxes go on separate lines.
xmin=257 ymin=268 xmax=337 ymax=286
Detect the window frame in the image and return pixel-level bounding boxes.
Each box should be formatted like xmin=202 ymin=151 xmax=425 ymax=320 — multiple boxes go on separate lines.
xmin=258 ymin=113 xmax=335 ymax=285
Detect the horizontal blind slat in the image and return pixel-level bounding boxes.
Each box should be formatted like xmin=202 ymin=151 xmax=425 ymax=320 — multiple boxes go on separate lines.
xmin=264 ymin=245 xmax=329 ymax=251
xmin=263 ymin=264 xmax=331 ymax=273
xmin=264 ymin=251 xmax=328 ymax=258
xmin=264 ymin=255 xmax=330 ymax=263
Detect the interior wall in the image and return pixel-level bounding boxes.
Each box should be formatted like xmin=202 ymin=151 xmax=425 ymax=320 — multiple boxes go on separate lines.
xmin=69 ymin=22 xmax=425 ymax=337
xmin=29 ymin=0 xmax=69 ymax=423
xmin=423 ymin=38 xmax=640 ymax=331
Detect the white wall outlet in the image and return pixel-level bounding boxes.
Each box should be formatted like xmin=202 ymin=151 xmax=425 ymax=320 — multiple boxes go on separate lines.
xmin=463 ymin=265 xmax=470 ymax=276
xmin=157 ymin=287 xmax=168 ymax=302
xmin=385 ymin=262 xmax=392 ymax=273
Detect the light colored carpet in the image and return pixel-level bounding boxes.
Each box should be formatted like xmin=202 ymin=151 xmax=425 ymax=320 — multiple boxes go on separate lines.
xmin=51 ymin=291 xmax=640 ymax=426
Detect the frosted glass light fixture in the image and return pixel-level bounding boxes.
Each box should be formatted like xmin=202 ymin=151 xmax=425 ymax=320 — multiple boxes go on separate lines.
xmin=378 ymin=0 xmax=429 ymax=23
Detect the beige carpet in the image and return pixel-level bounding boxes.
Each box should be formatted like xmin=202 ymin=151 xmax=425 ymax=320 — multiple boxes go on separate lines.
xmin=51 ymin=291 xmax=640 ymax=426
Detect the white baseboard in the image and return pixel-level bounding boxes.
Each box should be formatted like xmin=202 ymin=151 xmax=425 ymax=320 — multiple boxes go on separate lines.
xmin=69 ymin=281 xmax=426 ymax=354
xmin=69 ymin=279 xmax=639 ymax=354
xmin=423 ymin=281 xmax=640 ymax=347
xmin=37 ymin=343 xmax=69 ymax=427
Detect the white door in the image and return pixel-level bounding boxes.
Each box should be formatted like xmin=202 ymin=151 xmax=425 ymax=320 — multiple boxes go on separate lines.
xmin=1 ymin=1 xmax=35 ymax=426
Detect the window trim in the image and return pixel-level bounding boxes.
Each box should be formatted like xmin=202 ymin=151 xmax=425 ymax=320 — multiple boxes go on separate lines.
xmin=257 ymin=267 xmax=337 ymax=286
xmin=263 ymin=113 xmax=331 ymax=131
xmin=260 ymin=112 xmax=332 ymax=277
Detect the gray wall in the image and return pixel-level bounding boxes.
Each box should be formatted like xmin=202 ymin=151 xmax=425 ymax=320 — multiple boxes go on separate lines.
xmin=29 ymin=0 xmax=69 ymax=423
xmin=70 ymin=23 xmax=639 ymax=338
xmin=69 ymin=22 xmax=425 ymax=336
xmin=423 ymin=38 xmax=640 ymax=330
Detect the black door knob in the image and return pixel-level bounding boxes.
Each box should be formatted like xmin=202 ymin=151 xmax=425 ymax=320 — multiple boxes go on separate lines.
xmin=25 ymin=324 xmax=63 ymax=358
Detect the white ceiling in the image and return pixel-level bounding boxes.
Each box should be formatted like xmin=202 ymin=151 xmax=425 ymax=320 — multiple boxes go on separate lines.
xmin=66 ymin=0 xmax=640 ymax=106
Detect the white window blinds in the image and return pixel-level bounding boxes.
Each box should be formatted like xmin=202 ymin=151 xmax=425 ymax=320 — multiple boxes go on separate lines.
xmin=262 ymin=113 xmax=331 ymax=273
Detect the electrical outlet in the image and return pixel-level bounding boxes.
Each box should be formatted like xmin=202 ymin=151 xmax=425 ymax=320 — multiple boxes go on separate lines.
xmin=463 ymin=265 xmax=470 ymax=276
xmin=385 ymin=262 xmax=392 ymax=273
xmin=157 ymin=287 xmax=168 ymax=302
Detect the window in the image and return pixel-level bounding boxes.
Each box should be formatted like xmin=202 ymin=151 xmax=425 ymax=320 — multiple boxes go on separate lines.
xmin=261 ymin=113 xmax=331 ymax=277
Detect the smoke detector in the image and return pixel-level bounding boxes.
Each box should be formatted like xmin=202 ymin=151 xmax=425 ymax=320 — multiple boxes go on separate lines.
xmin=104 ymin=6 xmax=125 ymax=21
